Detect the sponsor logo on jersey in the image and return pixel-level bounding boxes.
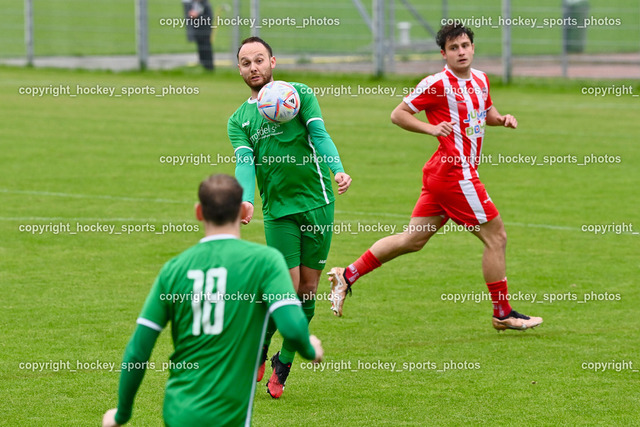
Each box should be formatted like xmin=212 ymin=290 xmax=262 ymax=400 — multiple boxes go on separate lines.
xmin=463 ymin=109 xmax=487 ymax=137
xmin=250 ymin=123 xmax=281 ymax=144
xmin=242 ymin=121 xmax=250 ymax=128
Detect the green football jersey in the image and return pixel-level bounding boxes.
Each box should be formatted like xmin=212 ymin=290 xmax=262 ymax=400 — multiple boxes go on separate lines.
xmin=228 ymin=82 xmax=335 ymax=220
xmin=137 ymin=234 xmax=299 ymax=426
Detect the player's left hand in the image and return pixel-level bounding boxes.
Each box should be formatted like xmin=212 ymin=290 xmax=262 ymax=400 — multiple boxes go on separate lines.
xmin=502 ymin=114 xmax=517 ymax=129
xmin=102 ymin=409 xmax=121 ymax=427
xmin=334 ymin=172 xmax=352 ymax=195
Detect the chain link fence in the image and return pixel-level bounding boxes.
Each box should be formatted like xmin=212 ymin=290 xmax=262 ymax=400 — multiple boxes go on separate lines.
xmin=1 ymin=0 xmax=638 ymax=78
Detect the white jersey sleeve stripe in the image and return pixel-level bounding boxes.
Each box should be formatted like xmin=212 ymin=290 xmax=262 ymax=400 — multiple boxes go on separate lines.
xmin=136 ymin=317 xmax=163 ymax=332
xmin=403 ymin=100 xmax=420 ymax=113
xmin=268 ymin=299 xmax=301 ymax=315
xmin=234 ymin=145 xmax=253 ymax=154
xmin=306 ymin=117 xmax=324 ymax=126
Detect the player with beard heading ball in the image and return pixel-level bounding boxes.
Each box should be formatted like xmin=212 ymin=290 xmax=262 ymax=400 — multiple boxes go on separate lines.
xmin=228 ymin=36 xmax=351 ymax=398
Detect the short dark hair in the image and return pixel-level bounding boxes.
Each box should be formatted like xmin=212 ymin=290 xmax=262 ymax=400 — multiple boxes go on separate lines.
xmin=198 ymin=174 xmax=243 ymax=225
xmin=237 ymin=36 xmax=273 ymax=60
xmin=436 ymin=23 xmax=474 ymax=50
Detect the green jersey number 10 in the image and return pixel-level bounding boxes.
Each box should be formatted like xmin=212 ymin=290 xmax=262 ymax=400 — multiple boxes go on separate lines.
xmin=188 ymin=268 xmax=227 ymax=336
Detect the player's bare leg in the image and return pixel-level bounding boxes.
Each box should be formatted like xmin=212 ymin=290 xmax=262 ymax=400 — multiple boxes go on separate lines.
xmin=329 ymin=216 xmax=444 ymax=316
xmin=472 ymin=215 xmax=507 ymax=283
xmin=370 ymin=215 xmax=444 ymax=262
xmin=297 ymin=265 xmax=321 ymax=297
xmin=267 ymin=265 xmax=320 ymax=398
xmin=472 ymin=216 xmax=543 ymax=330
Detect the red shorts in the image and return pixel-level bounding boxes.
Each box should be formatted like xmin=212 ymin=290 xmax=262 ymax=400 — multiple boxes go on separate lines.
xmin=411 ymin=173 xmax=499 ymax=226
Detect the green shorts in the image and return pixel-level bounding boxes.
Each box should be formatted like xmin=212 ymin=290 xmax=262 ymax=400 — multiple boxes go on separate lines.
xmin=264 ymin=203 xmax=334 ymax=270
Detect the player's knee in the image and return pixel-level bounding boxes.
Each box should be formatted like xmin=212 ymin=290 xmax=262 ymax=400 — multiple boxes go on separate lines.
xmin=403 ymin=231 xmax=430 ymax=252
xmin=487 ymin=228 xmax=507 ymax=251
xmin=297 ymin=280 xmax=318 ymax=299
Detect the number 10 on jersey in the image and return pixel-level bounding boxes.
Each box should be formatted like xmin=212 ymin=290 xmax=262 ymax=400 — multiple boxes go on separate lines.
xmin=188 ymin=268 xmax=227 ymax=336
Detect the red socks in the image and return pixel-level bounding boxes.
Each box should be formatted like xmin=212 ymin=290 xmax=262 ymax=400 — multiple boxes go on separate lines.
xmin=344 ymin=249 xmax=381 ymax=285
xmin=486 ymin=278 xmax=512 ymax=318
xmin=345 ymin=251 xmax=512 ymax=320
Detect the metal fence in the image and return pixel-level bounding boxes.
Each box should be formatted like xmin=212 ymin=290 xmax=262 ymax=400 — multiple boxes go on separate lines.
xmin=2 ymin=0 xmax=639 ymax=79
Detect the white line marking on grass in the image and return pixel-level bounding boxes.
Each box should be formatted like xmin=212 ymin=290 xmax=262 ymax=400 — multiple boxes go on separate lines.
xmin=0 ymin=189 xmax=614 ymax=233
xmin=0 ymin=216 xmax=265 ymax=225
xmin=0 ymin=189 xmax=190 ymax=204
xmin=0 ymin=216 xmax=171 ymax=222
xmin=335 ymin=210 xmax=580 ymax=232
xmin=504 ymin=222 xmax=577 ymax=231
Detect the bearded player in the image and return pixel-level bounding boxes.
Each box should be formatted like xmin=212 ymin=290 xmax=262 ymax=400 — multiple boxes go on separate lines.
xmin=328 ymin=24 xmax=542 ymax=331
xmin=228 ymin=37 xmax=351 ymax=398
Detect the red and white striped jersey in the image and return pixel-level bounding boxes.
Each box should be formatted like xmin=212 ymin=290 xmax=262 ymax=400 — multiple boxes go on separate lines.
xmin=403 ymin=65 xmax=493 ymax=181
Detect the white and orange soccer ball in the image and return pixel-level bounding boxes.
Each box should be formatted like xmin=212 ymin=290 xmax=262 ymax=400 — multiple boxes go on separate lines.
xmin=256 ymin=81 xmax=300 ymax=123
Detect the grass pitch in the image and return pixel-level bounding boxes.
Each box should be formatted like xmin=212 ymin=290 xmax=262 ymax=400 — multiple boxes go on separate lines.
xmin=1 ymin=66 xmax=639 ymax=425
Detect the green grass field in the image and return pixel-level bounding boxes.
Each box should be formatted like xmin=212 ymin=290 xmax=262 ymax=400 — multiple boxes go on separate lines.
xmin=1 ymin=65 xmax=639 ymax=425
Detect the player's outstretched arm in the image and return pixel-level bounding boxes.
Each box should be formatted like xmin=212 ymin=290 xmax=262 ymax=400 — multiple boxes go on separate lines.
xmin=307 ymin=120 xmax=352 ymax=194
xmin=103 ymin=324 xmax=160 ymax=426
xmin=486 ymin=106 xmax=517 ymax=129
xmin=391 ymin=102 xmax=456 ymax=137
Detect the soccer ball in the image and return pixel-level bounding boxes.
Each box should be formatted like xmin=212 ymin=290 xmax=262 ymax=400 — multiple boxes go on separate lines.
xmin=256 ymin=81 xmax=301 ymax=123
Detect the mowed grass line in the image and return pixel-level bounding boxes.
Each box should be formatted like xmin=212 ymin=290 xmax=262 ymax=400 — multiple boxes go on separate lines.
xmin=0 ymin=67 xmax=638 ymax=425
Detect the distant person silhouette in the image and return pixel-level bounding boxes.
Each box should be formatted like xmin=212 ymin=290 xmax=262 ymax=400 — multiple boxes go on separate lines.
xmin=182 ymin=0 xmax=214 ymax=70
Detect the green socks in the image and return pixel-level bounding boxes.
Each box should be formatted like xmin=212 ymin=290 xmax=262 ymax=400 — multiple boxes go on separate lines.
xmin=279 ymin=299 xmax=315 ymax=364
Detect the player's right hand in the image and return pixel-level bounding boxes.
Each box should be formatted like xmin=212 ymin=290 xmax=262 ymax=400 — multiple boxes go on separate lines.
xmin=309 ymin=335 xmax=324 ymax=363
xmin=102 ymin=409 xmax=121 ymax=427
xmin=240 ymin=201 xmax=254 ymax=225
xmin=430 ymin=121 xmax=456 ymax=137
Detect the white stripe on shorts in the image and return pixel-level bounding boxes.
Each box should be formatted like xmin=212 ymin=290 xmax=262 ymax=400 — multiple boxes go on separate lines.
xmin=458 ymin=180 xmax=487 ymax=224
